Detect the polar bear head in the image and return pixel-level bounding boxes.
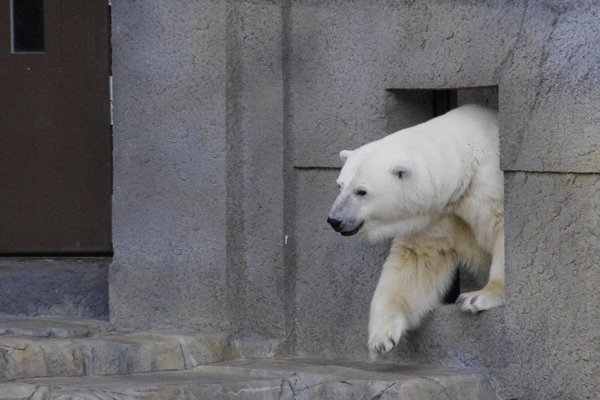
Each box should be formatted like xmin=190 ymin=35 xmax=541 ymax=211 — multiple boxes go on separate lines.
xmin=327 ymin=138 xmax=437 ymax=242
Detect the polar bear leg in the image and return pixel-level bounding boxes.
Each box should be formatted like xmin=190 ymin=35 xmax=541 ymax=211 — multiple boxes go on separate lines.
xmin=456 ymin=279 xmax=504 ymax=312
xmin=457 ymin=230 xmax=505 ymax=313
xmin=368 ymin=235 xmax=458 ymax=359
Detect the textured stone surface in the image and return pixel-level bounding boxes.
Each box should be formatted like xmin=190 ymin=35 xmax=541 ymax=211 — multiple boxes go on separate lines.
xmin=225 ymin=0 xmax=287 ymax=340
xmin=291 ymin=169 xmax=388 ymax=359
xmin=0 ymin=318 xmax=112 ymax=338
xmin=0 ymin=334 xmax=186 ymax=380
xmin=230 ymin=337 xmax=286 ymax=360
xmin=499 ymin=2 xmax=600 ymax=172
xmin=110 ymin=1 xmax=230 ymax=331
xmin=0 ymin=259 xmax=108 ymax=319
xmin=502 ymin=172 xmax=600 ymax=399
xmin=103 ymin=1 xmax=600 ymax=399
xmin=195 ymin=359 xmax=497 ymax=399
xmin=0 ymin=318 xmax=233 ymax=381
xmin=110 ymin=0 xmax=288 ymax=338
xmin=286 ymin=1 xmax=520 ymax=168
xmin=0 ymin=359 xmax=495 ymax=400
xmin=392 ymin=306 xmax=508 ymax=397
xmin=0 ymin=375 xmax=287 ymax=400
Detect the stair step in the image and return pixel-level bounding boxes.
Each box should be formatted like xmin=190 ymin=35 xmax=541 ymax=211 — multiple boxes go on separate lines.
xmin=0 ymin=358 xmax=496 ymax=400
xmin=0 ymin=318 xmax=233 ymax=381
xmin=0 ymin=317 xmax=113 ymax=338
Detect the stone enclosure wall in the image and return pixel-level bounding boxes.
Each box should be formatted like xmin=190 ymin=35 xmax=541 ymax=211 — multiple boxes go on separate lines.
xmin=109 ymin=1 xmax=600 ymax=398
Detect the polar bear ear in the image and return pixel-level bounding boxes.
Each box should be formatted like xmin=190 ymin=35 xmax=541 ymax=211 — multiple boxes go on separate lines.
xmin=339 ymin=150 xmax=354 ymax=162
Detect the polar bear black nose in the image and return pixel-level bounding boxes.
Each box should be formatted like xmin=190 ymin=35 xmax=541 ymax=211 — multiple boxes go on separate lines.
xmin=327 ymin=217 xmax=342 ymax=232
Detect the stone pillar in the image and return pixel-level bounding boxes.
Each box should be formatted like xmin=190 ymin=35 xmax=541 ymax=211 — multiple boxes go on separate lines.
xmin=110 ymin=0 xmax=287 ymax=337
xmin=226 ymin=0 xmax=286 ymax=339
xmin=110 ymin=1 xmax=231 ymax=330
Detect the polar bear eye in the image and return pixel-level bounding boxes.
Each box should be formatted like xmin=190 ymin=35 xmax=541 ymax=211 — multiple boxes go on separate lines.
xmin=355 ymin=189 xmax=367 ymax=196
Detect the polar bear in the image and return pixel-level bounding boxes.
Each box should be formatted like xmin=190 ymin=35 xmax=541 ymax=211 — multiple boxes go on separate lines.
xmin=327 ymin=104 xmax=504 ymax=359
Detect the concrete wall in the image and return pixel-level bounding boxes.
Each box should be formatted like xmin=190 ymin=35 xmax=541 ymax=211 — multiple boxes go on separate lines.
xmin=110 ymin=1 xmax=231 ymax=331
xmin=110 ymin=0 xmax=600 ymax=398
xmin=110 ymin=0 xmax=287 ymax=337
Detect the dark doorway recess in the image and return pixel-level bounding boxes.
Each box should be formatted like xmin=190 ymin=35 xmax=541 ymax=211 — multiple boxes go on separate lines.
xmin=0 ymin=1 xmax=112 ymax=256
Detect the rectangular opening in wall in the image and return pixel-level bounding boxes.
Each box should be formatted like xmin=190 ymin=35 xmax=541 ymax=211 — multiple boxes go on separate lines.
xmin=455 ymin=86 xmax=498 ymax=110
xmin=11 ymin=0 xmax=45 ymax=53
xmin=386 ymin=86 xmax=499 ymax=131
xmin=386 ymin=87 xmax=498 ymax=133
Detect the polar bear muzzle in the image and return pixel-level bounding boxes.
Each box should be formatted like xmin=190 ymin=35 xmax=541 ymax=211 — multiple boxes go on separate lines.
xmin=327 ymin=217 xmax=363 ymax=236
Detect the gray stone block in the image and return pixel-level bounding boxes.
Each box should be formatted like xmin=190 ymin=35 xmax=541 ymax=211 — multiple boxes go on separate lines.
xmin=225 ymin=0 xmax=286 ymax=339
xmin=503 ymin=172 xmax=600 ymax=399
xmin=0 ymin=259 xmax=108 ymax=319
xmin=392 ymin=306 xmax=508 ymax=397
xmin=0 ymin=318 xmax=233 ymax=381
xmin=0 ymin=318 xmax=112 ymax=338
xmin=499 ymin=2 xmax=600 ymax=172
xmin=128 ymin=331 xmax=233 ymax=370
xmin=230 ymin=337 xmax=286 ymax=361
xmin=0 ymin=375 xmax=286 ymax=400
xmin=194 ymin=359 xmax=497 ymax=400
xmin=0 ymin=359 xmax=495 ymax=400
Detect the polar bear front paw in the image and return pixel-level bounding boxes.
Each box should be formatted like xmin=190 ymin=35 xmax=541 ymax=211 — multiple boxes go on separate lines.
xmin=456 ymin=289 xmax=504 ymax=313
xmin=367 ymin=314 xmax=407 ymax=360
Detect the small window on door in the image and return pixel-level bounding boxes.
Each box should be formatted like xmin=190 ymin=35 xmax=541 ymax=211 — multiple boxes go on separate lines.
xmin=11 ymin=0 xmax=45 ymax=53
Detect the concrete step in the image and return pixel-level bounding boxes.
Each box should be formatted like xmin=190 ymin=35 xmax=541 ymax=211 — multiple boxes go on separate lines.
xmin=0 ymin=318 xmax=282 ymax=381
xmin=0 ymin=358 xmax=497 ymax=400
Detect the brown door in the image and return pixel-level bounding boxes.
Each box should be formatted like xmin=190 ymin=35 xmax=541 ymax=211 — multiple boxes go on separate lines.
xmin=0 ymin=0 xmax=111 ymax=254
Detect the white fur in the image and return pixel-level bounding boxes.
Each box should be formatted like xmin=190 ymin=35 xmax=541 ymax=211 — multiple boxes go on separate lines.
xmin=328 ymin=104 xmax=504 ymax=359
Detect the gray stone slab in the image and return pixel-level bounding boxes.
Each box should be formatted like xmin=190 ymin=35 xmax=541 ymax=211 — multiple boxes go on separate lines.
xmin=0 ymin=259 xmax=109 ymax=319
xmin=196 ymin=359 xmax=497 ymax=400
xmin=0 ymin=359 xmax=495 ymax=400
xmin=0 ymin=325 xmax=232 ymax=381
xmin=230 ymin=337 xmax=286 ymax=361
xmin=0 ymin=373 xmax=286 ymax=400
xmin=391 ymin=305 xmax=507 ymax=397
xmin=0 ymin=318 xmax=112 ymax=339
